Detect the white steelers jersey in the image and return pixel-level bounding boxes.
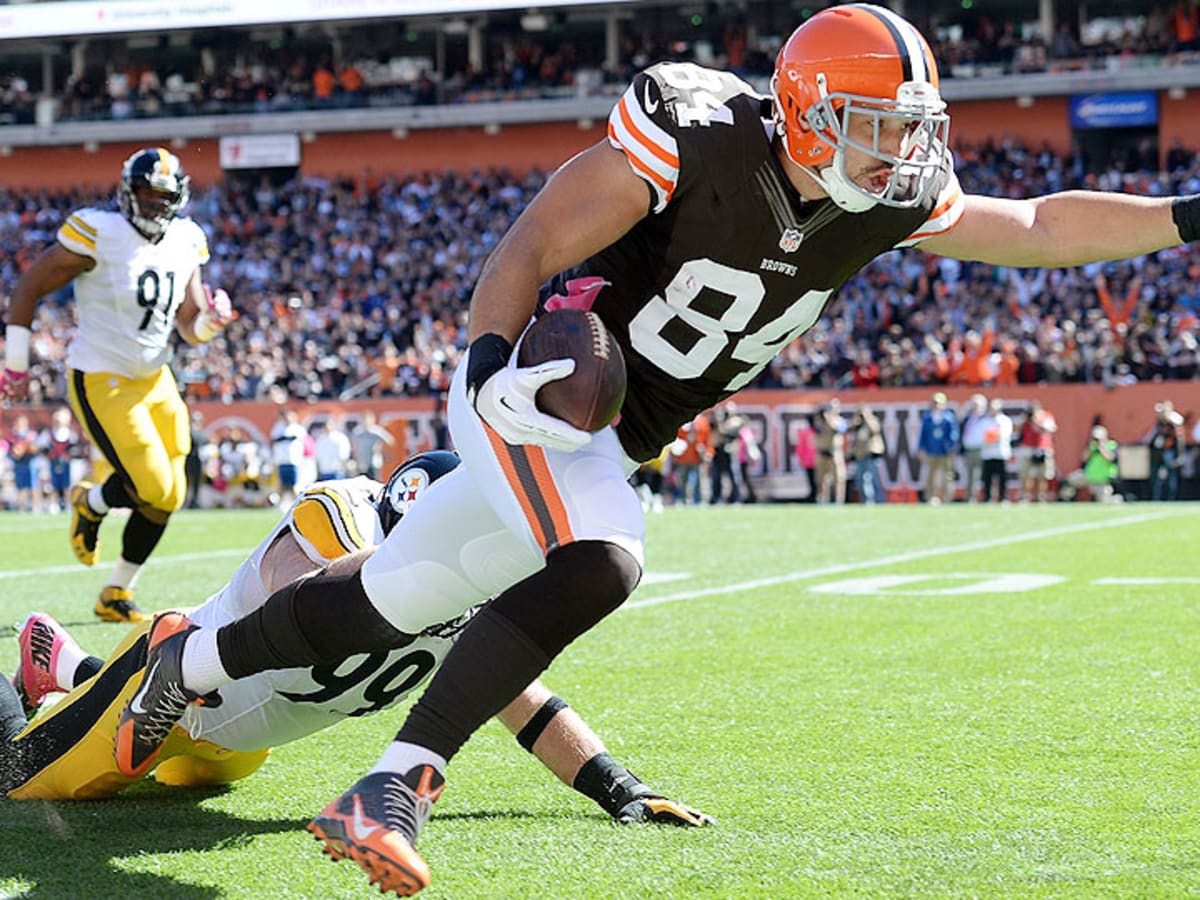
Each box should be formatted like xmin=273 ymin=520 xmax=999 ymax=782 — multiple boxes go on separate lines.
xmin=182 ymin=477 xmax=473 ymax=752
xmin=58 ymin=208 xmax=209 ymax=379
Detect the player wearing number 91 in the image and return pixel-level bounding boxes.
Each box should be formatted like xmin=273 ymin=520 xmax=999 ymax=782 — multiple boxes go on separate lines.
xmin=1 ymin=147 xmax=234 ymax=624
xmin=0 ymin=451 xmax=712 ymax=838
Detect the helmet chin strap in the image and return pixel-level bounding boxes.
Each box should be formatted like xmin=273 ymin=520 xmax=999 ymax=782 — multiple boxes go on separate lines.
xmin=797 ymin=156 xmax=878 ymax=213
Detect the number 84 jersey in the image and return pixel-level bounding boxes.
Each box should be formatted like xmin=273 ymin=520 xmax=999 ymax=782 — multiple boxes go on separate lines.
xmin=587 ymin=62 xmax=962 ymax=462
xmin=58 ymin=208 xmax=209 ymax=379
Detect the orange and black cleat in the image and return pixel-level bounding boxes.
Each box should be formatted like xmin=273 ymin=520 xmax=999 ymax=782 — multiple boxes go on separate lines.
xmin=307 ymin=765 xmax=444 ymax=896
xmin=114 ymin=612 xmax=221 ymax=778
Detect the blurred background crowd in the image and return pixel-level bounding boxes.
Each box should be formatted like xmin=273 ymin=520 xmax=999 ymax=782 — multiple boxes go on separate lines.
xmin=0 ymin=3 xmax=1197 ymax=124
xmin=5 ymin=137 xmax=1200 ymax=409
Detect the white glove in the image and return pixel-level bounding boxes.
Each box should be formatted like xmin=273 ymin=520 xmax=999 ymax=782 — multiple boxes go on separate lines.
xmin=193 ymin=286 xmax=236 ymax=342
xmin=474 ymin=359 xmax=592 ymax=452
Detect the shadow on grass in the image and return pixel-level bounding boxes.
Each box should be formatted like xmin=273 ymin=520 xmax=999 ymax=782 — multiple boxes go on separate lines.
xmin=0 ymin=783 xmax=309 ymax=899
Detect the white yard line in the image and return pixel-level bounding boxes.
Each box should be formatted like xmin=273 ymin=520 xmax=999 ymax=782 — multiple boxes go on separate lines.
xmin=1093 ymin=577 xmax=1200 ymax=585
xmin=0 ymin=549 xmax=245 ymax=581
xmin=624 ymin=510 xmax=1179 ymax=610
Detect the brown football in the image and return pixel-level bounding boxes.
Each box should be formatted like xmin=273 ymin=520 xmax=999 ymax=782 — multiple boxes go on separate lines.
xmin=517 ymin=308 xmax=626 ymax=432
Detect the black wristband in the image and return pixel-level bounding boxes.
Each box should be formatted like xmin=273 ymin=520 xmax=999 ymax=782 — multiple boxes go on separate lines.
xmin=465 ymin=333 xmax=514 ymax=402
xmin=572 ymin=752 xmax=652 ymax=818
xmin=1172 ymin=195 xmax=1200 ymax=243
xmin=515 ymin=695 xmax=568 ymax=752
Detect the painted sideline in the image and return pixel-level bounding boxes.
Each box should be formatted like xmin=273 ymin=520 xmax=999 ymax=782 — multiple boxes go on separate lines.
xmin=624 ymin=510 xmax=1178 ymax=610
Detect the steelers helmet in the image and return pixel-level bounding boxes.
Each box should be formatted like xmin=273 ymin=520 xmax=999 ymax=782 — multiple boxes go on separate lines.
xmin=377 ymin=450 xmax=461 ymax=536
xmin=118 ymin=147 xmax=191 ymax=239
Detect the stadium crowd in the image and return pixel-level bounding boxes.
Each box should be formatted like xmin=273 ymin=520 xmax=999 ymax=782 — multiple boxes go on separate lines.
xmin=0 ymin=6 xmax=1195 ymax=125
xmin=5 ymin=138 xmax=1200 ymax=409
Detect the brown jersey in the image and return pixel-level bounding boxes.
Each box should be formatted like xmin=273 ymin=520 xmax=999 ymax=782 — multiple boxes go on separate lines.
xmin=540 ymin=62 xmax=963 ymax=462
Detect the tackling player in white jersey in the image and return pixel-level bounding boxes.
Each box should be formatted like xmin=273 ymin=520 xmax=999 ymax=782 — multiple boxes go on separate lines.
xmin=1 ymin=147 xmax=235 ymax=623
xmin=2 ymin=452 xmax=710 ymax=881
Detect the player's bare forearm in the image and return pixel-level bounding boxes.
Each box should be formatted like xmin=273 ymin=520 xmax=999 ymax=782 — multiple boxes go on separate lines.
xmin=922 ymin=192 xmax=1183 ymax=268
xmin=467 ymin=141 xmax=649 ymax=343
xmin=497 ymin=680 xmax=603 ymax=786
xmin=8 ymin=245 xmax=92 ymax=327
xmin=174 ymin=268 xmax=209 ymax=344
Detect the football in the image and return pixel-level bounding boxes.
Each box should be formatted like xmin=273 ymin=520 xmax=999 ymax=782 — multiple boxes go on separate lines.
xmin=517 ymin=308 xmax=626 ymax=432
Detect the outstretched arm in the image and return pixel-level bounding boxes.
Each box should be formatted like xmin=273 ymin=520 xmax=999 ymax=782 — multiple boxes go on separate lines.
xmin=919 ymin=192 xmax=1185 ymax=268
xmin=496 ymin=681 xmax=714 ymax=826
xmin=3 ymin=243 xmax=93 ymax=402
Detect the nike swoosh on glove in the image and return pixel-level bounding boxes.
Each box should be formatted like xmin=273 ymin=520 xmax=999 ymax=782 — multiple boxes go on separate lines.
xmin=0 ymin=368 xmax=29 ymax=405
xmin=615 ymin=795 xmax=716 ymax=827
xmin=473 ymin=359 xmax=592 ymax=452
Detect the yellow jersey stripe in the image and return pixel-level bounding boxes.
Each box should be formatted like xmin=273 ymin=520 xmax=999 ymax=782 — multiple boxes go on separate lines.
xmin=67 ymin=214 xmax=98 ymax=237
xmin=60 ymin=222 xmax=97 ymax=250
xmin=291 ymin=488 xmax=366 ymax=560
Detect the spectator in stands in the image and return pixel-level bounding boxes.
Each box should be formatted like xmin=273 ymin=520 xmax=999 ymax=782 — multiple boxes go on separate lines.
xmin=850 ymin=406 xmax=887 ymax=504
xmin=813 ymin=401 xmax=847 ymax=505
xmin=980 ymin=399 xmax=1015 ymax=502
xmin=795 ymin=416 xmax=818 ymax=504
xmin=918 ymin=391 xmax=959 ymax=505
xmin=270 ymin=408 xmax=308 ymax=507
xmin=40 ymin=407 xmax=83 ymax=514
xmin=1149 ymin=399 xmax=1186 ymax=500
xmin=1081 ymin=425 xmax=1120 ymax=502
xmin=1017 ymin=400 xmax=1058 ymax=502
xmin=6 ymin=414 xmax=41 ymax=513
xmin=959 ymin=393 xmax=988 ymax=503
xmin=312 ymin=417 xmax=351 ymax=481
xmin=349 ymin=410 xmax=395 ymax=480
xmin=668 ymin=413 xmax=710 ymax=506
xmin=708 ymin=401 xmax=745 ymax=505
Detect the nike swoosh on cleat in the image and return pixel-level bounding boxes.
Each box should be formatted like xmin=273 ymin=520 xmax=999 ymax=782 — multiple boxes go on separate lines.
xmin=351 ymin=796 xmax=380 ymax=842
xmin=128 ymin=659 xmax=160 ymax=715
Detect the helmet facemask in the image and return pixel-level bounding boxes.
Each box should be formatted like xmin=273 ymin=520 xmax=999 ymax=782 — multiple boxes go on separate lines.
xmin=795 ymin=75 xmax=949 ymax=213
xmin=118 ymin=151 xmax=190 ymax=239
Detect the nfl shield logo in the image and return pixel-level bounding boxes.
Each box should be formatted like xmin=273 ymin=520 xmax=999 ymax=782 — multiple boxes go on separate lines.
xmin=779 ymin=228 xmax=803 ymax=253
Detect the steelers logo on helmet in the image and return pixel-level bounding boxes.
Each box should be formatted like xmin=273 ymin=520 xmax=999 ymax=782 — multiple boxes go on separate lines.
xmin=377 ymin=450 xmax=461 ymax=536
xmin=118 ymin=147 xmax=191 ymax=240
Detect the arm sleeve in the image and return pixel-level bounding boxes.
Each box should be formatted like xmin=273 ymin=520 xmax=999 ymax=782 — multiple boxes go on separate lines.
xmin=288 ymin=486 xmax=370 ymax=563
xmin=56 ymin=209 xmax=100 ymax=260
xmin=606 ymin=71 xmax=681 ymax=214
xmin=895 ymin=157 xmax=966 ymax=248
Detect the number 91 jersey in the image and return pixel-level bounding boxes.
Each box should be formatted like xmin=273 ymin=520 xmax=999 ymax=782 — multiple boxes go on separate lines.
xmin=58 ymin=208 xmax=210 ymax=379
xmin=586 ymin=62 xmax=962 ymax=462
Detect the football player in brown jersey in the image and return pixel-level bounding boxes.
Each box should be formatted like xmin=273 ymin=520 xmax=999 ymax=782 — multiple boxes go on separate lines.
xmin=117 ymin=5 xmax=1200 ymax=894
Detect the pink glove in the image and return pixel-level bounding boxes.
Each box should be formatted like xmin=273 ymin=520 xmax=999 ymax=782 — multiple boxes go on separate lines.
xmin=194 ymin=286 xmax=237 ymax=341
xmin=0 ymin=368 xmax=29 ymax=404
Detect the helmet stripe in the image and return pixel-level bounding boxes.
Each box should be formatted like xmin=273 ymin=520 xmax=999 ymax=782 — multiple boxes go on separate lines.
xmin=854 ymin=4 xmax=928 ymax=83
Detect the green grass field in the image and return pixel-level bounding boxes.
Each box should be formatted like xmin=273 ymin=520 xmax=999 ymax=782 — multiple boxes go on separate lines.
xmin=1 ymin=501 xmax=1199 ymax=899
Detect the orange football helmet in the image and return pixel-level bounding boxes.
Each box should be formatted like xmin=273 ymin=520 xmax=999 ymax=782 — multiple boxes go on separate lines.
xmin=771 ymin=3 xmax=949 ymax=211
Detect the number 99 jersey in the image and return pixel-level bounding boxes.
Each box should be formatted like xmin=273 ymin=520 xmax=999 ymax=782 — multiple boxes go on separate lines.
xmin=58 ymin=208 xmax=210 ymax=379
xmin=182 ymin=476 xmax=473 ymax=753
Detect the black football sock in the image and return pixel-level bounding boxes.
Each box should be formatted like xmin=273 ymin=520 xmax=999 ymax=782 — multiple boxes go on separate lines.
xmin=100 ymin=475 xmax=136 ymax=511
xmin=396 ymin=540 xmax=640 ymax=761
xmin=72 ymin=656 xmax=104 ymax=688
xmin=216 ymin=550 xmax=413 ymax=678
xmin=121 ymin=508 xmax=169 ymax=565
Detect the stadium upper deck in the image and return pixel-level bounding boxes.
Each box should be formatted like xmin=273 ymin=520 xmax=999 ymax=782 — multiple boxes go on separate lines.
xmin=0 ymin=0 xmax=1192 ymax=147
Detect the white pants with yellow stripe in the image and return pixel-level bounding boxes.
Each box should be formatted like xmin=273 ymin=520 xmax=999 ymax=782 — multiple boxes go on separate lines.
xmin=361 ymin=354 xmax=646 ymax=634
